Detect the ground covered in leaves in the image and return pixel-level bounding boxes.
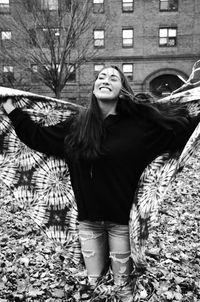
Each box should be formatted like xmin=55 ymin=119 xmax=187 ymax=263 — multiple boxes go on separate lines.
xmin=0 ymin=151 xmax=200 ymax=302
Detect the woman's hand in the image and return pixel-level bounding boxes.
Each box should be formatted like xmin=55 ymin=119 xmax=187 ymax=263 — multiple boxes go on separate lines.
xmin=2 ymin=98 xmax=16 ymax=114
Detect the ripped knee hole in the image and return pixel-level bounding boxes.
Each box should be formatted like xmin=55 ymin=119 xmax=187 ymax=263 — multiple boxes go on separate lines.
xmin=79 ymin=231 xmax=102 ymax=242
xmin=81 ymin=249 xmax=96 ymax=258
xmin=109 ymin=251 xmax=131 ymax=264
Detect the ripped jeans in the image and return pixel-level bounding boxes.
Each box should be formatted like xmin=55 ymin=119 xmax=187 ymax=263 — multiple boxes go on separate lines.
xmin=78 ymin=220 xmax=133 ymax=286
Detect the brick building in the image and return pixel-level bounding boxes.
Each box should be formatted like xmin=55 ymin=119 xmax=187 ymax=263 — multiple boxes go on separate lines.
xmin=0 ymin=0 xmax=200 ymax=104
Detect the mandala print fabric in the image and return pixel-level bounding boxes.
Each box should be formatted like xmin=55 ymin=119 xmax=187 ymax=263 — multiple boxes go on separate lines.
xmin=129 ymin=85 xmax=200 ymax=269
xmin=0 ymin=92 xmax=82 ymax=266
xmin=0 ymin=82 xmax=200 ymax=272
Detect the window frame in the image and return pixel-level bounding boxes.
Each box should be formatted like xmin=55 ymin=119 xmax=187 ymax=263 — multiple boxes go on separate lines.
xmin=31 ymin=63 xmax=76 ymax=83
xmin=159 ymin=27 xmax=177 ymax=47
xmin=93 ymin=29 xmax=105 ymax=48
xmin=122 ymin=28 xmax=134 ymax=48
xmin=122 ymin=63 xmax=133 ymax=81
xmin=40 ymin=27 xmax=60 ymax=47
xmin=159 ymin=0 xmax=178 ymax=12
xmin=0 ymin=0 xmax=10 ymax=14
xmin=67 ymin=64 xmax=76 ymax=82
xmin=31 ymin=64 xmax=40 ymax=83
xmin=94 ymin=63 xmax=105 ymax=76
xmin=28 ymin=28 xmax=37 ymax=48
xmin=93 ymin=0 xmax=104 ymax=14
xmin=2 ymin=65 xmax=14 ymax=84
xmin=3 ymin=65 xmax=13 ymax=73
xmin=122 ymin=0 xmax=134 ymax=13
xmin=40 ymin=0 xmax=59 ymax=11
xmin=0 ymin=30 xmax=11 ymax=41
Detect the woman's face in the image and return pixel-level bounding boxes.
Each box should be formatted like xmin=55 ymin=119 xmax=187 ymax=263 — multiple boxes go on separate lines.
xmin=93 ymin=67 xmax=122 ymax=102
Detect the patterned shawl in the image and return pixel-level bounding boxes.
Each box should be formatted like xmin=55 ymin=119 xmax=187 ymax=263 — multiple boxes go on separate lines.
xmin=0 ymin=73 xmax=200 ymax=273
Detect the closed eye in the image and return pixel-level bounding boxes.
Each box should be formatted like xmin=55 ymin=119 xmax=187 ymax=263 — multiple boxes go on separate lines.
xmin=110 ymin=76 xmax=118 ymax=81
xmin=98 ymin=75 xmax=120 ymax=81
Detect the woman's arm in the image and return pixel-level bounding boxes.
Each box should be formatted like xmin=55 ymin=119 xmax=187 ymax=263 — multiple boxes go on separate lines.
xmin=146 ymin=114 xmax=200 ymax=158
xmin=168 ymin=114 xmax=200 ymax=152
xmin=3 ymin=98 xmax=73 ymax=157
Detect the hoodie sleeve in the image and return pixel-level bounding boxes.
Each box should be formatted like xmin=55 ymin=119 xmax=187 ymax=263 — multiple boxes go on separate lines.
xmin=167 ymin=114 xmax=200 ymax=152
xmin=8 ymin=108 xmax=73 ymax=157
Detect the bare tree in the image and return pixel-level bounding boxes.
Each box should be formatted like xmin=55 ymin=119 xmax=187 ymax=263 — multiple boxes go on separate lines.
xmin=0 ymin=0 xmax=99 ymax=98
xmin=0 ymin=72 xmax=32 ymax=91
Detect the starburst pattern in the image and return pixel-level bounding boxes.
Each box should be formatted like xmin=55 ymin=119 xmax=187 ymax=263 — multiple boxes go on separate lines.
xmin=0 ymin=84 xmax=200 ymax=274
xmin=0 ymin=154 xmax=19 ymax=187
xmin=13 ymin=186 xmax=37 ymax=209
xmin=3 ymin=130 xmax=43 ymax=170
xmin=15 ymin=97 xmax=30 ymax=108
xmin=178 ymin=122 xmax=200 ymax=168
xmin=28 ymin=101 xmax=73 ymax=126
xmin=0 ymin=115 xmax=11 ymax=134
xmin=18 ymin=99 xmax=78 ymax=126
xmin=187 ymin=101 xmax=200 ymax=116
xmin=29 ymin=198 xmax=80 ymax=263
xmin=129 ymin=154 xmax=179 ymax=268
xmin=29 ymin=200 xmax=50 ymax=227
xmin=129 ymin=126 xmax=200 ymax=270
xmin=32 ymin=157 xmax=74 ymax=208
xmin=29 ymin=108 xmax=72 ymax=126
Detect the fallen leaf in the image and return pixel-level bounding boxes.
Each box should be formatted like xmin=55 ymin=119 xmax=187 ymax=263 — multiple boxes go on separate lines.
xmin=28 ymin=288 xmax=44 ymax=297
xmin=52 ymin=289 xmax=65 ymax=298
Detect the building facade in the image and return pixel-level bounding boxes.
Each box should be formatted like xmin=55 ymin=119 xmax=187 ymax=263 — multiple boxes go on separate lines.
xmin=0 ymin=0 xmax=200 ymax=104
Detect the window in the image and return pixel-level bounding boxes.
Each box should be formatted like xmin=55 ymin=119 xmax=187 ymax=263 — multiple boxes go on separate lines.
xmin=159 ymin=27 xmax=177 ymax=47
xmin=0 ymin=0 xmax=10 ymax=14
xmin=94 ymin=63 xmax=105 ymax=76
xmin=2 ymin=65 xmax=14 ymax=84
xmin=60 ymin=0 xmax=71 ymax=11
xmin=67 ymin=64 xmax=76 ymax=82
xmin=1 ymin=30 xmax=11 ymax=41
xmin=41 ymin=28 xmax=60 ymax=47
xmin=159 ymin=0 xmax=178 ymax=11
xmin=93 ymin=0 xmax=104 ymax=13
xmin=122 ymin=28 xmax=133 ymax=47
xmin=122 ymin=0 xmax=134 ymax=12
xmin=42 ymin=28 xmax=49 ymax=46
xmin=31 ymin=64 xmax=39 ymax=83
xmin=41 ymin=0 xmax=58 ymax=10
xmin=94 ymin=29 xmax=105 ymax=48
xmin=3 ymin=65 xmax=13 ymax=73
xmin=123 ymin=64 xmax=133 ymax=81
xmin=28 ymin=28 xmax=37 ymax=47
xmin=31 ymin=63 xmax=76 ymax=82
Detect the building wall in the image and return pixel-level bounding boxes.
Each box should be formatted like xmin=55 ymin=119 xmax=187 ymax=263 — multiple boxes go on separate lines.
xmin=77 ymin=0 xmax=200 ymax=103
xmin=0 ymin=0 xmax=199 ymax=103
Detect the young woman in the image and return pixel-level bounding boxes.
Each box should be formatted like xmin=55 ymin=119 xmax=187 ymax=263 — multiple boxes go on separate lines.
xmin=2 ymin=66 xmax=200 ymax=301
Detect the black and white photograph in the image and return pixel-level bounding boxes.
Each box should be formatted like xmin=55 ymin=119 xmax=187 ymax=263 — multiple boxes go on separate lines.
xmin=0 ymin=0 xmax=200 ymax=301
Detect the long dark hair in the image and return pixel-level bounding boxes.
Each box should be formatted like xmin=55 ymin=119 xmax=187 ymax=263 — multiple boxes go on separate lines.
xmin=65 ymin=65 xmax=189 ymax=160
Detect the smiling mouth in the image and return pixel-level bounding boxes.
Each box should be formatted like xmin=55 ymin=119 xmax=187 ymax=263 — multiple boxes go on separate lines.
xmin=100 ymin=87 xmax=111 ymax=91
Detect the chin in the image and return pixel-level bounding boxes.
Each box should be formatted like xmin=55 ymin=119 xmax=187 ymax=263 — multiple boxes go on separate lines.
xmin=98 ymin=97 xmax=117 ymax=103
xmin=95 ymin=93 xmax=117 ymax=101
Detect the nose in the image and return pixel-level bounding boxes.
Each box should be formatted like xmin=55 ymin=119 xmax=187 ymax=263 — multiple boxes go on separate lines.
xmin=102 ymin=77 xmax=110 ymax=85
